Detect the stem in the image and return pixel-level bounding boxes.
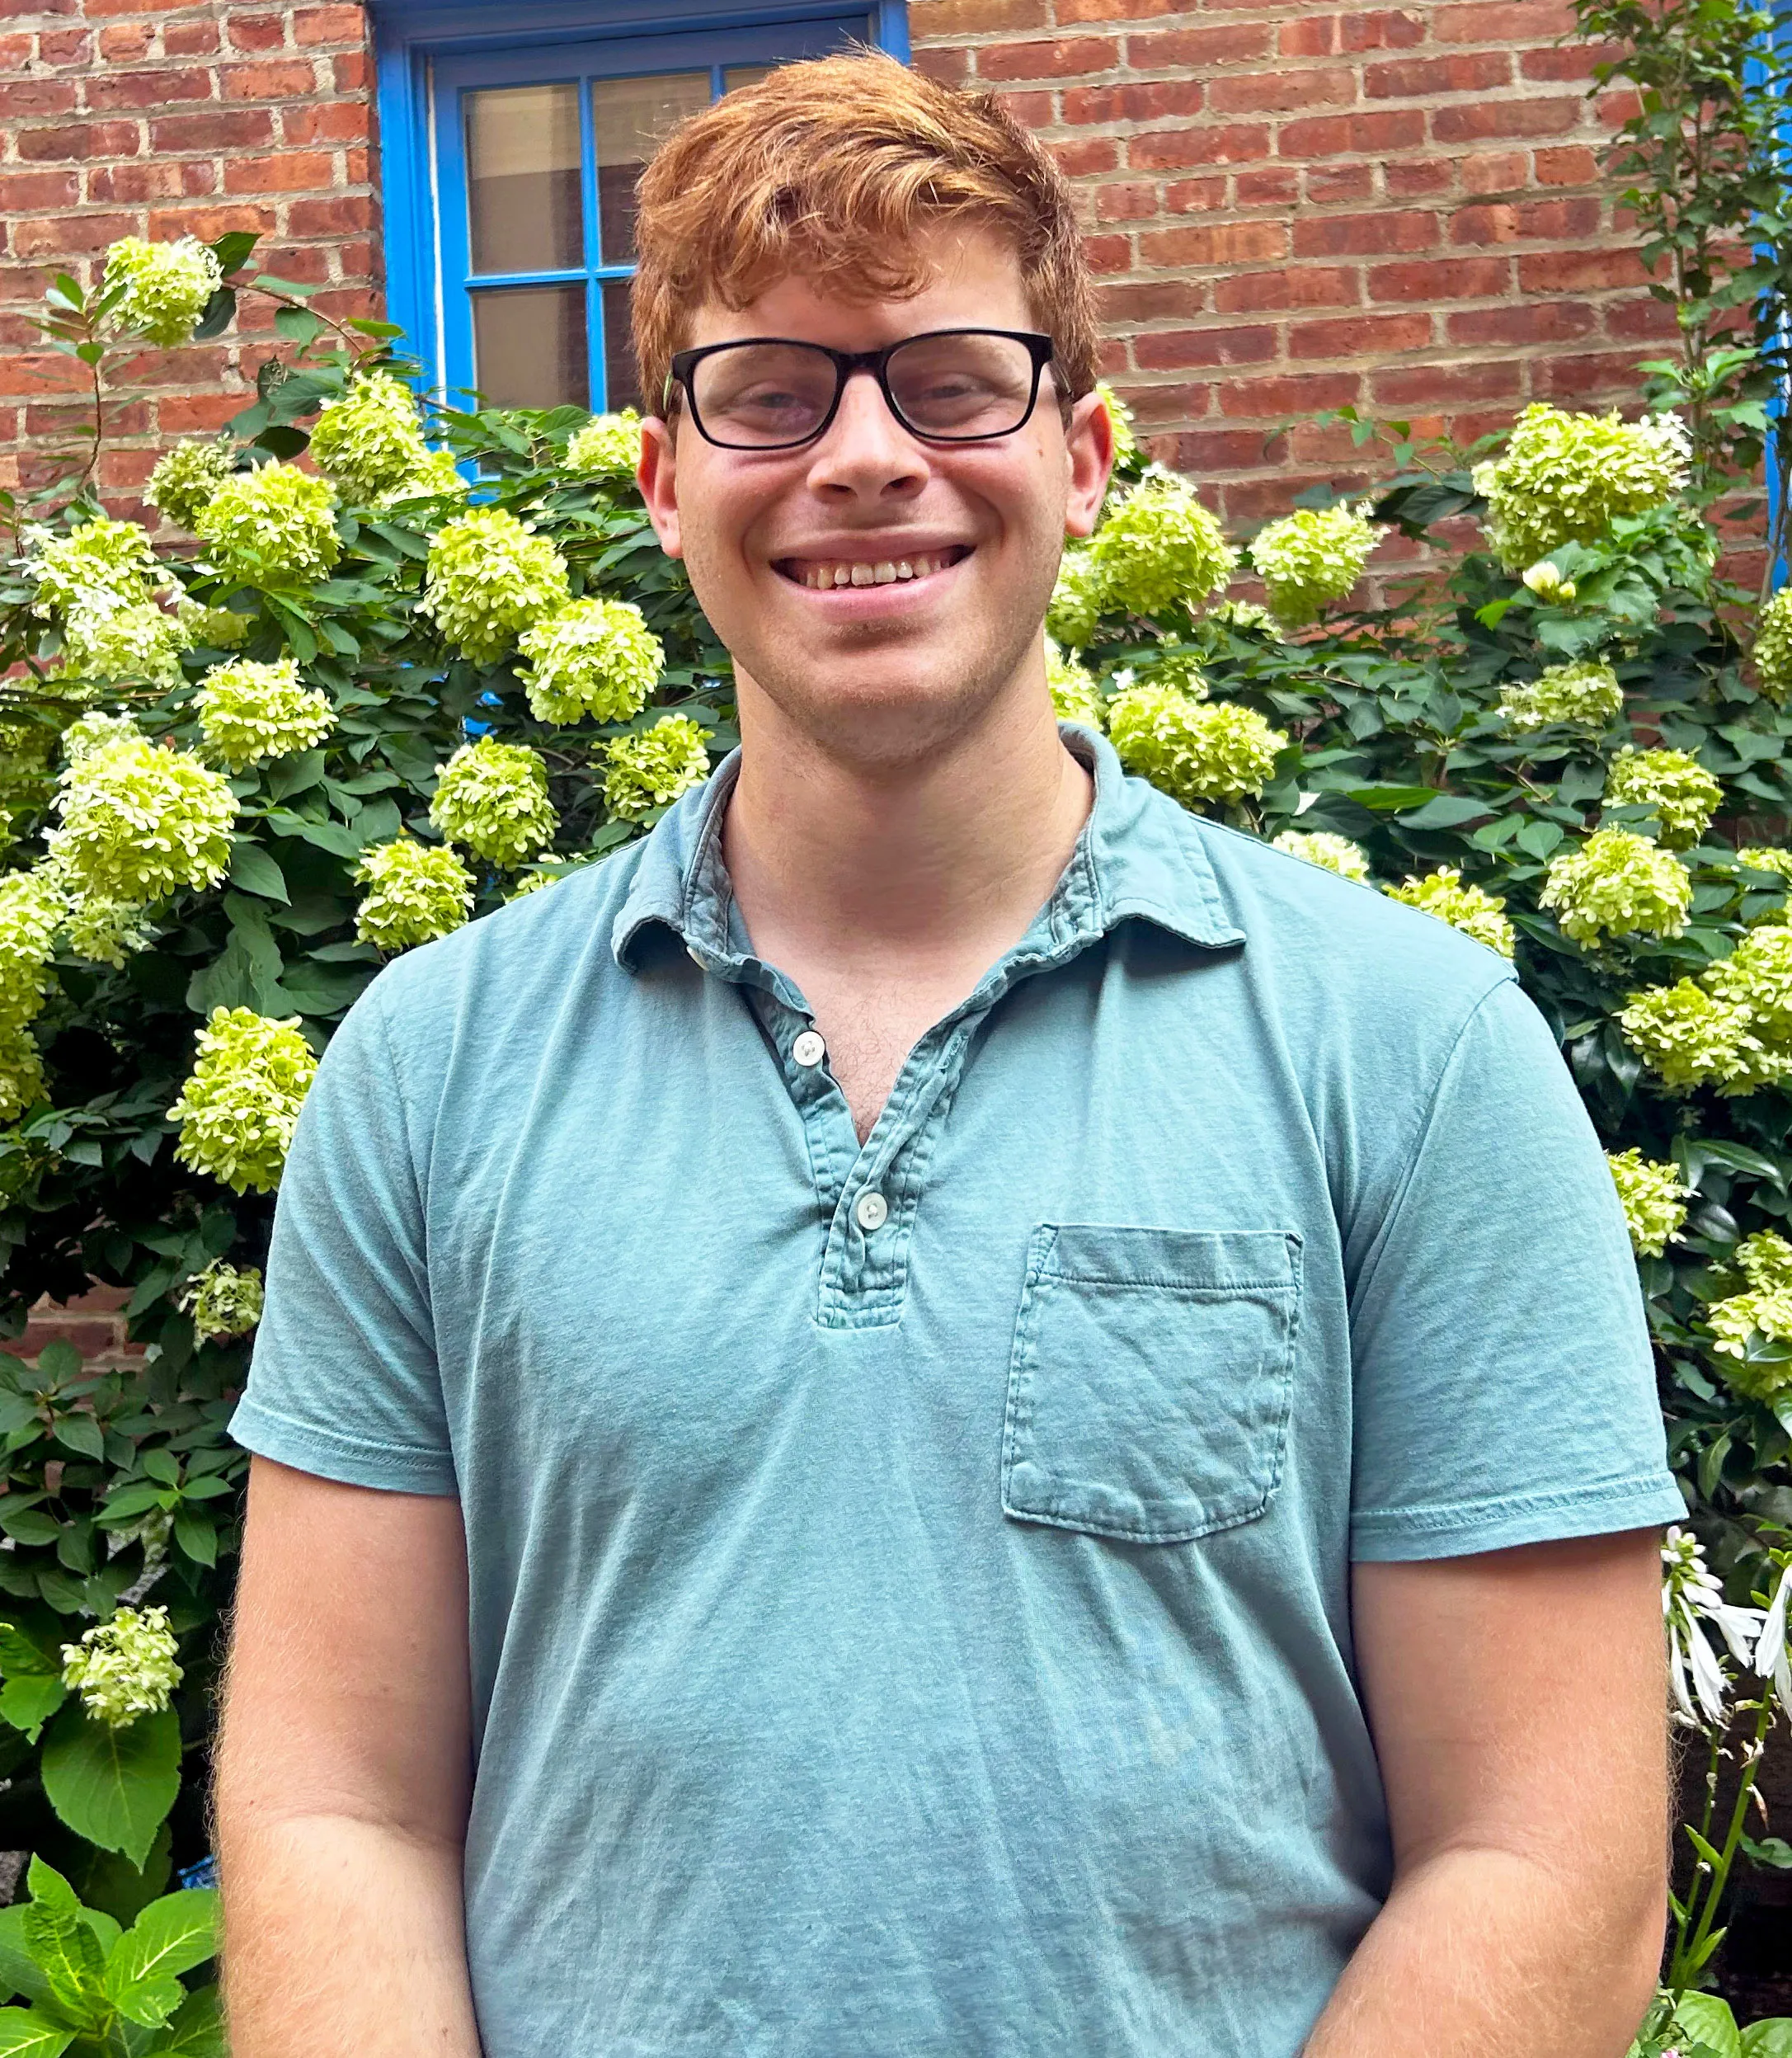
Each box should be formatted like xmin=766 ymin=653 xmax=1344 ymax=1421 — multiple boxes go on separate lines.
xmin=1667 ymin=1692 xmax=1775 ymax=1993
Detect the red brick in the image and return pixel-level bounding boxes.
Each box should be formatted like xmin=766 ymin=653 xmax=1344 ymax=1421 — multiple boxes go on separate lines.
xmin=1131 ymin=123 xmax=1269 ymax=169
xmin=9 ymin=210 xmax=137 ymax=258
xmin=912 ymin=0 xmax=1045 ymax=30
xmin=1432 ymin=0 xmax=1573 ymax=39
xmin=36 ymin=26 xmax=92 ymax=63
xmin=1461 ymin=149 xmax=1527 ymax=194
xmin=1140 ymin=219 xmax=1290 ymax=266
xmin=1279 ymin=110 xmax=1425 ymax=154
xmin=144 ymin=202 xmax=271 ymax=241
xmin=974 ymin=35 xmax=1116 ymax=79
xmin=1056 ymin=0 xmax=1178 ymax=19
xmin=1133 ymin=323 xmax=1277 ymax=368
xmin=286 ymin=193 xmax=374 ymax=236
xmin=21 ymin=1321 xmax=120 ymax=1359
xmin=1100 ymin=280 xmax=1206 ymax=323
xmin=96 ymin=20 xmax=153 ymax=57
xmin=0 ymin=170 xmax=78 ymax=210
xmin=1446 ymin=300 xmax=1597 ymax=344
xmin=1515 ymin=246 xmax=1646 ymax=290
xmin=1368 ymin=254 xmax=1512 ymax=299
xmin=1280 ymin=16 xmax=1336 ymax=54
xmin=1531 ymin=349 xmax=1649 ymax=398
xmin=1371 ymin=358 xmax=1522 ymax=404
xmin=1515 ymin=196 xmax=1602 ymax=237
xmin=16 ymin=118 xmax=140 ymax=160
xmin=1341 ymin=9 xmax=1425 ymax=47
xmin=1289 ymin=310 xmax=1434 ymax=356
xmin=992 ymin=88 xmax=1051 ymax=125
xmin=1166 ymin=427 xmax=1285 ymax=472
xmin=1534 ymin=144 xmax=1599 ymax=184
xmin=1367 ymin=51 xmax=1512 ymax=96
xmin=332 ymin=49 xmax=370 ymax=89
xmin=1451 ymin=201 xmax=1521 ymax=243
xmin=1431 ymin=96 xmax=1578 ymax=141
xmin=1293 ymin=208 xmax=1438 ymax=257
xmin=1519 ymin=43 xmax=1606 ymax=80
xmin=1209 ymin=67 xmax=1357 ymax=113
xmin=151 ymin=108 xmax=274 ymax=150
xmin=1603 ymin=295 xmax=1677 ymax=340
xmin=1217 ymin=370 xmax=1362 ymax=417
xmin=1235 ymin=165 xmax=1300 ymax=205
xmin=1062 ymin=79 xmax=1204 ymax=124
xmin=1383 ymin=159 xmax=1454 ymax=197
xmin=294 ymin=2 xmax=367 ymax=40
xmin=1214 ymin=265 xmax=1360 ymax=312
xmin=2 ymin=355 xmax=88 ymax=395
xmin=1305 ymin=164 xmax=1375 ymax=203
xmin=158 ymin=393 xmax=242 ymax=433
xmin=90 ymin=158 xmax=217 ymax=203
xmin=1095 ymin=180 xmax=1159 ymax=220
xmin=1128 ymin=22 xmax=1271 ymax=65
xmin=1049 ymin=137 xmax=1119 ymax=176
xmin=280 ymin=97 xmax=370 ymax=144
xmin=162 ymin=19 xmax=219 ymax=54
xmin=87 ymin=68 xmax=214 ymax=110
xmin=1082 ymin=235 xmax=1131 ymax=274
xmin=336 ymin=238 xmax=376 ymax=280
xmin=0 ymin=78 xmax=77 ymax=116
xmin=911 ymin=49 xmax=967 ymax=82
xmin=220 ymin=59 xmax=318 ymax=97
xmin=224 ymin=149 xmax=335 ymax=194
xmin=226 ymin=12 xmax=287 ymax=49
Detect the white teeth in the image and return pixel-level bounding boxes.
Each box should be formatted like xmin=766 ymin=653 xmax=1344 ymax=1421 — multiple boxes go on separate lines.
xmin=850 ymin=563 xmax=873 ymax=586
xmin=873 ymin=561 xmax=896 ymax=585
xmin=794 ymin=550 xmax=957 ymax=588
xmin=896 ymin=561 xmax=913 ymax=580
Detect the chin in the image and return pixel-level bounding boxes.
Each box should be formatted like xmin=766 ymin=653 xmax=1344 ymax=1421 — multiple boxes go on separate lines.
xmin=750 ymin=659 xmax=1016 ymax=772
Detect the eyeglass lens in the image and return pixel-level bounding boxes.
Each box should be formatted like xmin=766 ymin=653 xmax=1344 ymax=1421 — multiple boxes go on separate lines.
xmin=689 ymin=332 xmax=1041 ymax=447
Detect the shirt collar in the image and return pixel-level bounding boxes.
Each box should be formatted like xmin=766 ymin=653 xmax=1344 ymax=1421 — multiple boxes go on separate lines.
xmin=611 ymin=723 xmax=1246 ymax=976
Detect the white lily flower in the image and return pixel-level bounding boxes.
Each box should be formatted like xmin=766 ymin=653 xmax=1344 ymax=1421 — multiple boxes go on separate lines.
xmin=1754 ymin=1556 xmax=1791 ymax=1712
xmin=1662 ymin=1527 xmax=1767 ymax=1731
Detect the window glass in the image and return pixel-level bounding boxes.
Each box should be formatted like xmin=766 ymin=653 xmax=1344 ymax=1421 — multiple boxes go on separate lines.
xmin=473 ymin=286 xmax=590 ymax=408
xmin=592 ymin=73 xmax=710 ymax=263
xmin=722 ymin=64 xmax=774 ymax=92
xmin=466 ymin=84 xmax=583 ymax=275
xmin=600 ymin=282 xmax=643 ymax=412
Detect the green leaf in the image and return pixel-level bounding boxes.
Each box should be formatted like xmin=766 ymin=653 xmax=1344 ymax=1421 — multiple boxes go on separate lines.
xmin=0 ymin=2009 xmax=75 ymax=2058
xmin=144 ymin=1985 xmax=224 ymax=2056
xmin=247 ymin=273 xmax=318 ymax=298
xmin=171 ymin=1510 xmax=215 ymax=1567
xmin=228 ymin=841 xmax=289 ymax=904
xmin=1740 ymin=1833 xmax=1792 ymax=1868
xmin=40 ymin=1705 xmax=181 ymax=1867
xmin=49 ymin=1416 xmax=103 ymax=1462
xmin=109 ymin=1891 xmax=218 ymax=1988
xmin=273 ymin=306 xmax=324 ymax=346
xmin=1677 ymin=1993 xmax=1743 ymax=2058
xmin=0 ymin=1626 xmax=57 ymax=1678
xmin=0 ymin=1910 xmax=49 ymax=2009
xmin=0 ymin=1673 xmax=67 ymax=1742
xmin=1398 ymin=793 xmax=1495 ymax=828
xmin=1740 ymin=2022 xmax=1792 ymax=2058
xmin=208 ymin=230 xmax=260 ymax=274
xmin=190 ymin=289 xmax=235 ymax=344
xmin=21 ymin=1863 xmax=104 ymax=2024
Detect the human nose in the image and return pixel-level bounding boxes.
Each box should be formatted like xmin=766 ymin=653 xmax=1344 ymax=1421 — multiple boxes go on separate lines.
xmin=804 ymin=368 xmax=929 ymax=498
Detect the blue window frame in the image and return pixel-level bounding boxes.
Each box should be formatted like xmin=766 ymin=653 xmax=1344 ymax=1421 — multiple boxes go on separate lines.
xmin=368 ymin=0 xmax=907 ymax=413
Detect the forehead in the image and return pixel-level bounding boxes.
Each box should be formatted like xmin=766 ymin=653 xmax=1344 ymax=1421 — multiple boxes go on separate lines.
xmin=684 ymin=224 xmax=1034 ymax=352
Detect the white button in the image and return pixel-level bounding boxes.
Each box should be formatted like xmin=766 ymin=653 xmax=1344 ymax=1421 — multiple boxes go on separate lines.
xmin=792 ymin=1029 xmax=826 ymax=1068
xmin=854 ymin=1190 xmax=889 ymax=1232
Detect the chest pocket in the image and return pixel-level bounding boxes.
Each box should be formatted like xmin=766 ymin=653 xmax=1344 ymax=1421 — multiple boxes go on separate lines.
xmin=1000 ymin=1224 xmax=1300 ymax=1544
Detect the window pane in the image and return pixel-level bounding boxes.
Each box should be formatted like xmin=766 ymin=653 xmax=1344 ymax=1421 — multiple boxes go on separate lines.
xmin=592 ymin=73 xmax=709 ymax=262
xmin=472 ymin=286 xmax=589 ymax=408
xmin=722 ymin=65 xmax=774 ymax=92
xmin=602 ymin=280 xmax=642 ymax=413
xmin=466 ymin=84 xmax=582 ymax=275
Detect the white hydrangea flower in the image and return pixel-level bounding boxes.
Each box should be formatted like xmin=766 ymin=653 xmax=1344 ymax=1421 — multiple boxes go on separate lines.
xmin=1474 ymin=403 xmax=1691 ymax=568
xmin=1271 ymin=830 xmax=1371 ymax=883
xmin=194 ymin=656 xmax=334 ymax=771
xmin=1498 ymin=658 xmax=1624 ymax=733
xmin=145 ymin=438 xmax=235 ymax=530
xmin=1384 ymin=866 xmax=1515 ymax=956
xmin=1602 ymin=746 xmax=1722 ymax=850
xmin=60 ymin=599 xmax=186 ymax=694
xmin=195 ymin=463 xmax=341 ymax=589
xmin=1752 ymin=587 xmax=1792 ymax=704
xmin=422 ymin=509 xmax=570 ymax=666
xmin=167 ymin=1006 xmax=318 ymax=1193
xmin=46 ymin=723 xmax=237 ymax=907
xmin=61 ymin=1605 xmax=182 ymax=1727
xmin=429 ymin=737 xmax=557 ymax=867
xmin=1091 ymin=469 xmax=1237 ymax=618
xmin=566 ymin=410 xmax=644 ymax=482
xmin=516 ymin=596 xmax=662 ymax=725
xmin=1616 ymin=978 xmax=1780 ymax=1094
xmin=1108 ymin=683 xmax=1285 ymax=807
xmin=181 ymin=1258 xmax=264 ymax=1340
xmin=1094 ymin=381 xmax=1139 ymax=464
xmin=603 ymin=716 xmax=713 ymax=820
xmin=101 ymin=236 xmax=222 ymax=348
xmin=1606 ymin=1147 xmax=1688 ymax=1257
xmin=308 ymin=370 xmax=430 ymax=504
xmin=1246 ymin=503 xmax=1385 ymax=628
xmin=24 ymin=516 xmax=161 ymax=619
xmin=355 ymin=838 xmax=474 ymax=950
xmin=1540 ymin=829 xmax=1691 ymax=946
xmin=1046 ymin=640 xmax=1104 ymax=730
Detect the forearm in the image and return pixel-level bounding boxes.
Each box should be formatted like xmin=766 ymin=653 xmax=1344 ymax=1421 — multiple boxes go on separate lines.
xmin=1304 ymin=1844 xmax=1663 ymax=2058
xmin=219 ymin=1807 xmax=482 ymax=2057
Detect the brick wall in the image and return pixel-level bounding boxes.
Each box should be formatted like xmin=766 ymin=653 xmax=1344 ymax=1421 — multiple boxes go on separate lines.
xmin=909 ymin=0 xmax=1663 ymax=524
xmin=0 ymin=0 xmax=380 ymax=513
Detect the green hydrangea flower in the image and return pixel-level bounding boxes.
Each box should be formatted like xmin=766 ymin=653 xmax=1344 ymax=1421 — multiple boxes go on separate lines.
xmin=1472 ymin=403 xmax=1691 ymax=568
xmin=566 ymin=409 xmax=644 ymax=482
xmin=1734 ymin=1230 xmax=1792 ymax=1291
xmin=1385 ymin=865 xmax=1515 ymax=956
xmin=1092 ymin=470 xmax=1238 ymax=618
xmin=422 ymin=508 xmax=570 ymax=667
xmin=0 ymin=1031 xmax=46 ymax=1125
xmin=175 ymin=596 xmax=250 ymax=651
xmin=168 ymin=1006 xmax=318 ymax=1194
xmin=1094 ymin=381 xmax=1138 ymax=464
xmin=1108 ymin=684 xmax=1286 ymax=808
xmin=60 ymin=601 xmax=186 ymax=694
xmin=603 ymin=716 xmax=714 ymax=820
xmin=1752 ymin=587 xmax=1792 ymax=704
xmin=0 ymin=871 xmax=64 ymax=1041
xmin=24 ymin=516 xmax=160 ymax=619
xmin=101 ymin=235 xmax=221 ymax=348
xmin=1731 ymin=845 xmax=1792 ymax=882
xmin=308 ymin=370 xmax=430 ymax=504
xmin=62 ymin=1605 xmax=181 ymax=1727
xmin=59 ymin=712 xmax=138 ymax=765
xmin=1540 ymin=828 xmax=1691 ymax=946
xmin=1272 ymin=830 xmax=1372 ymax=884
xmin=429 ymin=737 xmax=558 ymax=867
xmin=1047 ymin=547 xmax=1105 ymax=648
xmin=58 ymin=889 xmax=153 ymax=970
xmin=194 ymin=656 xmax=335 ymax=772
xmin=1046 ymin=641 xmax=1104 ymax=730
xmin=1606 ymin=1147 xmax=1688 ymax=1257
xmin=1602 ymin=746 xmax=1722 ymax=850
xmin=1498 ymin=657 xmax=1624 ymax=733
xmin=195 ymin=463 xmax=341 ymax=589
xmin=145 ymin=439 xmax=235 ymax=530
xmin=355 ymin=838 xmax=474 ymax=951
xmin=516 ymin=596 xmax=662 ymax=725
xmin=1616 ymin=979 xmax=1772 ymax=1092
xmin=1703 ymin=925 xmax=1792 ymax=1043
xmin=48 ymin=724 xmax=236 ymax=907
xmin=1246 ymin=503 xmax=1384 ymax=628
xmin=381 ymin=446 xmax=468 ymax=506
xmin=1705 ymin=1287 xmax=1792 ymax=1400
xmin=184 ymin=1258 xmax=264 ymax=1340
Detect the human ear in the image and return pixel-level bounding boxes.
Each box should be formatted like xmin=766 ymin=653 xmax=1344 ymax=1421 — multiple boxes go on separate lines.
xmin=637 ymin=414 xmax=684 ymax=561
xmin=1061 ymin=389 xmax=1116 ymax=541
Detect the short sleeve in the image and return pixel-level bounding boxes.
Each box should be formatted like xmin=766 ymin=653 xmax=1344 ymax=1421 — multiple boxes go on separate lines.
xmin=1347 ymin=974 xmax=1683 ymax=1561
xmin=229 ymin=982 xmax=457 ymax=1495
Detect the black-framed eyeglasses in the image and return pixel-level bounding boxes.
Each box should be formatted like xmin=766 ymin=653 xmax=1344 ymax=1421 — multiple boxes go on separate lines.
xmin=666 ymin=328 xmax=1056 ymax=451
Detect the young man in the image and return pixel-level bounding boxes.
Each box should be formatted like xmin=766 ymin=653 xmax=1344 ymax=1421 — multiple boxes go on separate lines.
xmin=217 ymin=53 xmax=1681 ymax=2057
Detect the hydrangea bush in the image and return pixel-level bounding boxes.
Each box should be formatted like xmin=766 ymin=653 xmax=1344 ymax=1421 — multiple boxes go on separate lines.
xmin=1 ymin=230 xmax=1790 ymax=1971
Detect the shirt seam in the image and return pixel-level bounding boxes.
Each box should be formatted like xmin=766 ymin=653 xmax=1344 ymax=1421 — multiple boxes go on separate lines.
xmin=231 ymin=1393 xmax=454 ymax=1470
xmin=1352 ymin=1465 xmax=1679 ymax=1533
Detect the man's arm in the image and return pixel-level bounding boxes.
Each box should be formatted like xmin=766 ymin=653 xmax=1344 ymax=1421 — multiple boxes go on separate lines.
xmin=214 ymin=1455 xmax=482 ymax=2056
xmin=1305 ymin=1529 xmax=1668 ymax=2058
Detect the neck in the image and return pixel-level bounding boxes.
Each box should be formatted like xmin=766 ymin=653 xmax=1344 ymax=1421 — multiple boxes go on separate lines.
xmin=721 ymin=669 xmax=1092 ymax=967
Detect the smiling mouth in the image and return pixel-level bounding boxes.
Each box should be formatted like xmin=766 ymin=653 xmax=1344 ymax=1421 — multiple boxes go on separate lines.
xmin=774 ymin=545 xmax=973 ymax=591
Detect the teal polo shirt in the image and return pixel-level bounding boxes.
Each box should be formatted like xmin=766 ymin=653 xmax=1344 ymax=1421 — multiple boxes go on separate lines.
xmin=234 ymin=725 xmax=1681 ymax=2058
